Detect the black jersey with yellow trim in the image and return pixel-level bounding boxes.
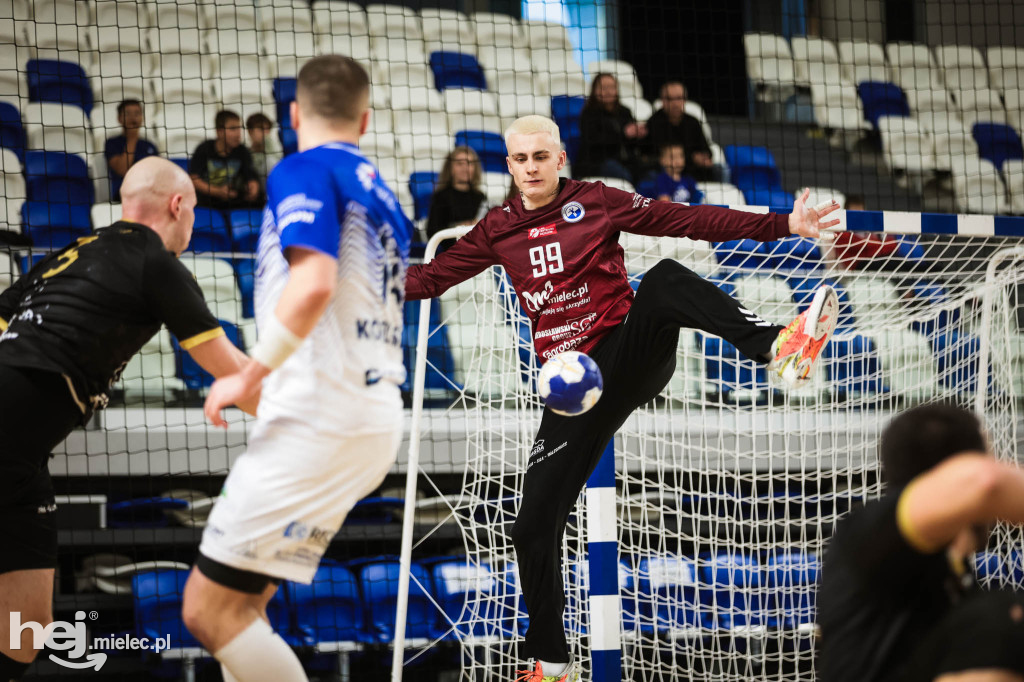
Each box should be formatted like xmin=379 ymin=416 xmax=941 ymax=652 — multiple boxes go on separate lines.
xmin=0 ymin=221 xmax=222 ymax=419
xmin=817 ymin=491 xmax=974 ymax=682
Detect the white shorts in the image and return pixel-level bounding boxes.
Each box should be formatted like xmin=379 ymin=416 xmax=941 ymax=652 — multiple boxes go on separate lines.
xmin=198 ymin=419 xmax=401 ymax=584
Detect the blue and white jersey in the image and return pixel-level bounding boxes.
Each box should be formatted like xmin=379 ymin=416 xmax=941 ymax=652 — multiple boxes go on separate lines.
xmin=256 ymin=142 xmax=412 ymax=433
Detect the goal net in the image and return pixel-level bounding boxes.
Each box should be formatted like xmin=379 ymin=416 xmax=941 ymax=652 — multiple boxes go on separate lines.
xmin=401 ymin=214 xmax=1024 ymax=682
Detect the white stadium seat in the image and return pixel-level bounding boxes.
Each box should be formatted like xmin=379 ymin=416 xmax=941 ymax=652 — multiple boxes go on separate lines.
xmin=956 ymin=88 xmax=1007 ymax=127
xmin=95 ymin=0 xmax=153 ymax=29
xmin=0 ymin=251 xmax=16 ymax=289
xmin=987 ymin=46 xmax=1024 ymax=94
xmin=365 ymin=3 xmax=421 ymax=40
xmin=885 ymin=41 xmax=942 ymax=91
xmin=524 ymin=20 xmax=573 ymax=52
xmin=316 ymin=33 xmax=371 ymax=65
xmin=951 ymin=156 xmax=1009 ymax=214
xmin=91 ymin=201 xmax=122 ymax=227
xmin=202 ymin=3 xmax=256 ymax=31
xmin=151 ymin=1 xmax=209 ymax=31
xmin=472 ymin=11 xmax=520 ymax=47
xmin=1 ymin=149 xmax=25 ymax=232
xmin=371 ymin=36 xmax=427 ymax=65
xmin=837 ymin=39 xmax=888 ymax=85
xmin=312 ymin=1 xmax=368 ymax=38
xmin=698 ymin=182 xmax=746 ymax=206
xmin=179 ymin=255 xmax=244 ymax=323
xmin=419 ymin=7 xmax=473 ymax=46
xmin=791 ymin=35 xmax=841 ymax=87
xmin=877 ymin=116 xmax=936 ymax=173
xmin=1004 ymin=160 xmax=1024 ymax=214
xmin=935 ymin=44 xmax=990 ymax=95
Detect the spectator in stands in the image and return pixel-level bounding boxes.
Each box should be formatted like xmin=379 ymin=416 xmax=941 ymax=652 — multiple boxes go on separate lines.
xmin=245 ymin=112 xmax=281 ymax=197
xmin=654 ymin=143 xmax=703 ymax=204
xmin=427 ymin=146 xmax=487 ymax=252
xmin=105 ymin=99 xmax=158 ymax=202
xmin=647 ymin=81 xmax=720 ymax=182
xmin=189 ymin=110 xmax=261 ymax=210
xmin=827 ymin=194 xmax=901 ymax=271
xmin=577 ymin=73 xmax=646 ymax=182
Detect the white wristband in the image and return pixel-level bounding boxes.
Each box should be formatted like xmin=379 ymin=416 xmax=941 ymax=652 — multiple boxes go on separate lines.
xmin=250 ymin=314 xmax=304 ymax=370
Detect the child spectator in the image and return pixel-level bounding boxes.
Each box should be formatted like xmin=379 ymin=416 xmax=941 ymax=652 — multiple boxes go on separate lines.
xmin=654 ymin=143 xmax=702 ymax=204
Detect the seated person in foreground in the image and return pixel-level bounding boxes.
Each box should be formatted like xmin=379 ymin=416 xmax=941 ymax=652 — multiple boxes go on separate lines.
xmin=818 ymin=403 xmax=1024 ymax=682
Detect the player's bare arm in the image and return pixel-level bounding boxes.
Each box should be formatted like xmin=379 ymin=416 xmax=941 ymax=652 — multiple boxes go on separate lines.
xmin=898 ymin=453 xmax=1024 ymax=552
xmin=187 ymin=334 xmax=260 ymax=416
xmin=204 ymin=247 xmax=338 ymax=427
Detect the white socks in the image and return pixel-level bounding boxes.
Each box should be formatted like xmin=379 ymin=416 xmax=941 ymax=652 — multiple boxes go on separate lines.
xmin=539 ymin=660 xmax=568 ymax=677
xmin=215 ymin=618 xmax=308 ymax=682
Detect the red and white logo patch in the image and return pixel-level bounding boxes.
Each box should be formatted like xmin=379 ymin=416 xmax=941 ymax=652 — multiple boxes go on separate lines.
xmin=528 ymin=224 xmax=558 ymax=240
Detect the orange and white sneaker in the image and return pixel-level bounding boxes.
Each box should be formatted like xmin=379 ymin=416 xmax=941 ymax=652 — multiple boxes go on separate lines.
xmin=515 ymin=657 xmax=579 ymax=682
xmin=768 ymin=284 xmax=838 ymax=388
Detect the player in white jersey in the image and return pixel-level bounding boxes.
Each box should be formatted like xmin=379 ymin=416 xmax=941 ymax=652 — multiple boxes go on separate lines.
xmin=181 ymin=56 xmax=412 ymax=682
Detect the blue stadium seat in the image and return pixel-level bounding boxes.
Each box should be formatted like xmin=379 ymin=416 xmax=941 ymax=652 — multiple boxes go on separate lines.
xmin=189 ymin=207 xmax=232 ymax=254
xmin=265 ymin=585 xmax=315 ymax=647
xmin=172 ymin=320 xmax=244 ymax=390
xmin=0 ymin=102 xmax=25 ymax=160
xmin=24 ymin=151 xmax=93 ymax=206
xmin=931 ymin=331 xmax=982 ymax=394
xmin=701 ymin=334 xmax=771 ymax=402
xmin=856 ymin=81 xmax=909 ymax=128
xmin=765 ymin=237 xmax=822 ymax=271
xmin=500 ymin=561 xmax=529 ymax=636
xmin=765 ymin=551 xmax=819 ymax=632
xmin=730 ymin=166 xmax=784 ymax=194
xmin=170 ymin=158 xmax=189 ymax=173
xmin=974 ymin=551 xmax=1006 ymax=584
xmin=973 ymin=122 xmax=1024 ymax=171
xmin=550 ymin=95 xmax=585 ymax=164
xmin=637 ymin=555 xmax=709 ymax=636
xmin=229 ymin=209 xmax=262 ymax=253
xmin=402 ymin=299 xmax=460 ymax=393
xmin=273 ymin=77 xmax=298 ymax=128
xmin=454 ymin=130 xmax=506 ymax=174
xmin=346 ymin=496 xmax=404 ymax=525
xmin=723 ymin=145 xmax=777 ymax=171
xmin=702 ymin=553 xmax=766 ymax=632
xmin=290 ymin=560 xmax=366 ymax=647
xmin=106 ymin=497 xmax=189 ymax=528
xmin=350 ymin=558 xmax=439 ymax=643
xmin=712 ymin=239 xmax=769 ymax=270
xmin=279 ymin=127 xmax=298 ymax=156
xmin=227 ymin=209 xmax=261 ymax=318
xmin=409 ymin=171 xmax=438 ymax=221
xmin=132 ymin=570 xmax=201 ymax=650
xmin=25 ymin=59 xmax=93 ymax=114
xmin=429 ymin=52 xmax=487 ymax=91
xmin=743 ymin=187 xmax=794 ymax=208
xmin=426 ymin=557 xmax=502 ymax=639
xmin=21 ymin=201 xmax=91 ymax=253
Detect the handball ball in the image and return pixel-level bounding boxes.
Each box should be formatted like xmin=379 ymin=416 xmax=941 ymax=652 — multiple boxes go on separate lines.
xmin=538 ymin=351 xmax=604 ymax=416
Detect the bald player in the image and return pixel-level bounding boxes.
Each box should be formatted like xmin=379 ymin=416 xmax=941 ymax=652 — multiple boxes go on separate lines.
xmin=0 ymin=157 xmax=256 ymax=681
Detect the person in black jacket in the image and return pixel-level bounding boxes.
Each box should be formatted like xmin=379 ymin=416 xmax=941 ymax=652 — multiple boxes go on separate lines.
xmin=818 ymin=403 xmax=1024 ymax=682
xmin=576 ymin=73 xmax=646 ymax=182
xmin=646 ymin=81 xmax=720 ymax=182
xmin=426 ymin=146 xmax=487 ymax=252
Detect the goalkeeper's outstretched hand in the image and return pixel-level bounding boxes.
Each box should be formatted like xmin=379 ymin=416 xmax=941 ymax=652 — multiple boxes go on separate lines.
xmin=788 ymin=188 xmax=842 ymax=239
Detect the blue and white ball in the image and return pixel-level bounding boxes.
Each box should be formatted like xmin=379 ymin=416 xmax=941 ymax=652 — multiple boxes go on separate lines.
xmin=538 ymin=351 xmax=604 ymax=416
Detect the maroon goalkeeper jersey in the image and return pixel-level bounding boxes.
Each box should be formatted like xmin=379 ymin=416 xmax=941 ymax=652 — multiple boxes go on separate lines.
xmin=406 ymin=179 xmax=791 ymax=360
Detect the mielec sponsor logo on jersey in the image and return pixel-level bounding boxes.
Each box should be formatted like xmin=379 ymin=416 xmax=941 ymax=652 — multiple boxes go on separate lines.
xmin=523 ymin=281 xmax=590 ymax=313
xmin=528 ymin=224 xmax=558 ymax=240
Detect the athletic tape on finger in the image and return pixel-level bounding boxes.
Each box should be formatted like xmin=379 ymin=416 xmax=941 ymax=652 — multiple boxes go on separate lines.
xmin=814 ymin=200 xmax=837 ymax=213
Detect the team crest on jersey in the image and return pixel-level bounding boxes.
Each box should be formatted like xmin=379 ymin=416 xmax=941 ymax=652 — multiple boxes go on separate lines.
xmin=356 ymin=163 xmax=377 ymax=191
xmin=561 ymin=201 xmax=585 ymax=223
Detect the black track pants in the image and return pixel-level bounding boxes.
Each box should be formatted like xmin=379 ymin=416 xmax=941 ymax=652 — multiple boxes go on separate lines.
xmin=510 ymin=259 xmax=784 ymax=662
